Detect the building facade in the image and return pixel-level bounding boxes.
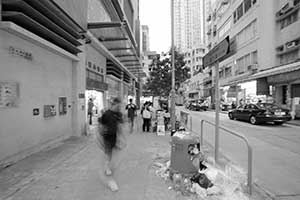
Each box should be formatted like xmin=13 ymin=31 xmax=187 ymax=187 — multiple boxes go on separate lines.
xmin=174 ymin=0 xmax=207 ymax=53
xmin=201 ymin=0 xmax=300 ymax=117
xmin=141 ymin=25 xmax=150 ymax=52
xmin=0 ymin=0 xmax=143 ymax=168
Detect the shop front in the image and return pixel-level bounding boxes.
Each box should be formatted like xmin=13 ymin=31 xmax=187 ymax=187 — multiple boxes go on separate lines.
xmin=268 ymin=69 xmax=300 ymax=119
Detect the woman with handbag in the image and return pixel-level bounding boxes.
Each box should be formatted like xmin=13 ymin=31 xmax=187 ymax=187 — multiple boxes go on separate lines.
xmin=96 ymin=97 xmax=125 ymax=192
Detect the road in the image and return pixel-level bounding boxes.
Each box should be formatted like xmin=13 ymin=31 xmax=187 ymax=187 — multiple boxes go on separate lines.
xmin=177 ymin=107 xmax=300 ymax=200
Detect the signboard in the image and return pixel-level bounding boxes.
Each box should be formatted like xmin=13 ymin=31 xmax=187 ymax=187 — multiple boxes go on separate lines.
xmin=0 ymin=82 xmax=19 ymax=108
xmin=203 ymin=36 xmax=230 ymax=67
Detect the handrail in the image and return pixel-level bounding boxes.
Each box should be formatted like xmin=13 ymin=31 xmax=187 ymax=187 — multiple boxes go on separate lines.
xmin=200 ymin=119 xmax=253 ymax=195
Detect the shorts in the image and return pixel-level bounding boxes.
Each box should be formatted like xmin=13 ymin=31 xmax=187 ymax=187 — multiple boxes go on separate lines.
xmin=102 ymin=134 xmax=117 ymax=156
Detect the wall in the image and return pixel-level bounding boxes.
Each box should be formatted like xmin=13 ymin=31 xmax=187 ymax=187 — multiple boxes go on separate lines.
xmin=0 ymin=30 xmax=74 ymax=163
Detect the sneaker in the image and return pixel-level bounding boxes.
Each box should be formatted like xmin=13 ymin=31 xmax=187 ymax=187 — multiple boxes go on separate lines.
xmin=107 ymin=180 xmax=119 ymax=192
xmin=105 ymin=168 xmax=112 ymax=176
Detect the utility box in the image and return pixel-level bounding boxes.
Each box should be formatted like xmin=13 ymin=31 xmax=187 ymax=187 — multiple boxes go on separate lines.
xmin=170 ymin=132 xmax=200 ymax=174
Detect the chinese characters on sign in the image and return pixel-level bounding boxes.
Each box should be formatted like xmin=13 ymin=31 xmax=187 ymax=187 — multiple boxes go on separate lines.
xmin=9 ymin=46 xmax=33 ymax=61
xmin=0 ymin=82 xmax=19 ymax=108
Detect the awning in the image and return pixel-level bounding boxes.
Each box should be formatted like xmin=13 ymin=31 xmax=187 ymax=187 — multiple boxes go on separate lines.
xmin=248 ymin=61 xmax=300 ymax=80
xmin=87 ymin=0 xmax=142 ymax=79
xmin=1 ymin=0 xmax=84 ymax=55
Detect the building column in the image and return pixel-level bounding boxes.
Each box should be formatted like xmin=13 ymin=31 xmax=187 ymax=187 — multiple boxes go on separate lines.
xmin=287 ymin=83 xmax=292 ymax=110
xmin=72 ymin=40 xmax=86 ymax=136
xmin=120 ymin=71 xmax=124 ymax=104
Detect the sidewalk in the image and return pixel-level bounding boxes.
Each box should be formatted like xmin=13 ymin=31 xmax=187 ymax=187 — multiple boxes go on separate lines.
xmin=0 ymin=118 xmax=264 ymax=200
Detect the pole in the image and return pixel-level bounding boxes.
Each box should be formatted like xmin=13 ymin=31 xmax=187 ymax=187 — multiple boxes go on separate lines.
xmin=215 ymin=61 xmax=220 ymax=163
xmin=170 ymin=0 xmax=176 ymax=130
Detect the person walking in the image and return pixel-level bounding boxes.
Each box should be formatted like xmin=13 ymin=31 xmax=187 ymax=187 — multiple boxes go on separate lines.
xmin=125 ymin=99 xmax=137 ymax=133
xmin=96 ymin=97 xmax=125 ymax=192
xmin=141 ymin=103 xmax=152 ymax=132
xmin=87 ymin=98 xmax=94 ymax=125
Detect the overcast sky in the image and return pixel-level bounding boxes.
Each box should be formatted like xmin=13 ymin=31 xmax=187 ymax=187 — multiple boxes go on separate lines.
xmin=140 ymin=0 xmax=171 ymax=54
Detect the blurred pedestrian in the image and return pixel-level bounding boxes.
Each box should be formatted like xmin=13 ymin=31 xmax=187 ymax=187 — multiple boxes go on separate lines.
xmin=125 ymin=99 xmax=137 ymax=133
xmin=97 ymin=97 xmax=125 ymax=192
xmin=88 ymin=98 xmax=94 ymax=125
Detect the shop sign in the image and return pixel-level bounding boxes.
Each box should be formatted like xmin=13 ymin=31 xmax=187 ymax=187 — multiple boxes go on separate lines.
xmin=0 ymin=82 xmax=19 ymax=108
xmin=9 ymin=46 xmax=33 ymax=61
xmin=86 ymin=78 xmax=108 ymax=91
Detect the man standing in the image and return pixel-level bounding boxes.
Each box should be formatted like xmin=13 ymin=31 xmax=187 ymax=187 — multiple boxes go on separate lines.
xmin=97 ymin=97 xmax=124 ymax=192
xmin=125 ymin=99 xmax=137 ymax=132
xmin=88 ymin=98 xmax=94 ymax=125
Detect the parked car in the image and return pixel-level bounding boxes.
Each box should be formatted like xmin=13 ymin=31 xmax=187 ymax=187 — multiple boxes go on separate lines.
xmin=228 ymin=103 xmax=292 ymax=125
xmin=187 ymin=99 xmax=208 ymax=111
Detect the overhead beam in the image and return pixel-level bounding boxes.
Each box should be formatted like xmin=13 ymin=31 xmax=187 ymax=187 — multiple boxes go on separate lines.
xmin=121 ymin=60 xmax=139 ymax=62
xmin=115 ymin=54 xmax=136 ymax=57
xmin=124 ymin=64 xmax=141 ymax=67
xmin=88 ymin=22 xmax=122 ymax=29
xmin=108 ymin=47 xmax=133 ymax=51
xmin=99 ymin=37 xmax=128 ymax=42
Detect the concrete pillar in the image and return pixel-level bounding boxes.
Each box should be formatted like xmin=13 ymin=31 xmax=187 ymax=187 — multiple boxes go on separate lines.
xmin=0 ymin=0 xmax=2 ymax=21
xmin=71 ymin=40 xmax=86 ymax=136
xmin=120 ymin=71 xmax=124 ymax=102
xmin=287 ymin=83 xmax=292 ymax=110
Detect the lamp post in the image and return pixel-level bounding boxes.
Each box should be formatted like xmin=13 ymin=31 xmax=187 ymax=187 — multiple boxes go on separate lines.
xmin=170 ymin=0 xmax=176 ymax=130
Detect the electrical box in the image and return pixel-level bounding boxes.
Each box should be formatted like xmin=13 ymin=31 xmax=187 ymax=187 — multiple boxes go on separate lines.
xmin=58 ymin=97 xmax=67 ymax=115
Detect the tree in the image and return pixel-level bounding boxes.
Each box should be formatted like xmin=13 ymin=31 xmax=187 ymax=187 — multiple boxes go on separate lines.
xmin=144 ymin=50 xmax=190 ymax=98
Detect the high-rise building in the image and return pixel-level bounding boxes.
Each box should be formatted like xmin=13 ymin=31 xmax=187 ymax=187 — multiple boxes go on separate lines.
xmin=174 ymin=0 xmax=207 ymax=52
xmin=141 ymin=25 xmax=150 ymax=52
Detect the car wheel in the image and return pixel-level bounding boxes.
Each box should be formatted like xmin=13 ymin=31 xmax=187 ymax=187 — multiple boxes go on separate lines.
xmin=228 ymin=112 xmax=234 ymax=120
xmin=249 ymin=116 xmax=257 ymax=125
xmin=274 ymin=122 xmax=284 ymax=125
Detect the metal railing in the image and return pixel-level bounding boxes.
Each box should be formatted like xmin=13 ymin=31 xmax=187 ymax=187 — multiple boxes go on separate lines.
xmin=200 ymin=119 xmax=253 ymax=194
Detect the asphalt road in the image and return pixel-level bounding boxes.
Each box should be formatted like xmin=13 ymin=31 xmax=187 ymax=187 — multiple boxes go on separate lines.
xmin=177 ymin=107 xmax=300 ymax=199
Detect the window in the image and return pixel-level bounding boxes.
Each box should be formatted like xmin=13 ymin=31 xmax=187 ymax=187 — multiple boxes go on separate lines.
xmin=236 ymin=57 xmax=245 ymax=73
xmin=280 ymin=12 xmax=298 ymax=29
xmin=237 ymin=3 xmax=244 ymax=20
xmin=244 ymin=54 xmax=251 ymax=69
xmin=279 ymin=49 xmax=299 ymax=64
xmin=251 ymin=51 xmax=258 ymax=64
xmin=244 ymin=0 xmax=252 ymax=13
xmin=236 ymin=20 xmax=257 ymax=47
xmin=225 ymin=66 xmax=232 ymax=77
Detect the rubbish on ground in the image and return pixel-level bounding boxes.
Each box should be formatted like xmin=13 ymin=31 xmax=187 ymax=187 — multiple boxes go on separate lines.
xmin=153 ymin=130 xmax=249 ymax=199
xmin=191 ymin=173 xmax=213 ymax=189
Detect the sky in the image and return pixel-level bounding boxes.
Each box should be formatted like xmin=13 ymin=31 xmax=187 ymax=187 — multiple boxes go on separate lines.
xmin=140 ymin=0 xmax=171 ymax=54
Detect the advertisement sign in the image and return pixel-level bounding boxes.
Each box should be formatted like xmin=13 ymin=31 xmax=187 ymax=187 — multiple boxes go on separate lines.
xmin=0 ymin=82 xmax=19 ymax=108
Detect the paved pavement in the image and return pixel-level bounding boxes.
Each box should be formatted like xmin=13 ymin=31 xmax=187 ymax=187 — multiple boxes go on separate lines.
xmin=177 ymin=107 xmax=300 ymax=200
xmin=0 ymin=115 xmax=265 ymax=200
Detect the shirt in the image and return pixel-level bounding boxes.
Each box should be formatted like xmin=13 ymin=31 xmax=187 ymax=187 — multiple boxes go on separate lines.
xmin=125 ymin=103 xmax=137 ymax=118
xmin=100 ymin=110 xmax=123 ymax=136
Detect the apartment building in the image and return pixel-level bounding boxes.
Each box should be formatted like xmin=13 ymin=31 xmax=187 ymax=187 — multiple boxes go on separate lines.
xmin=0 ymin=0 xmax=143 ymax=167
xmin=141 ymin=25 xmax=150 ymax=52
xmin=202 ymin=0 xmax=300 ymax=117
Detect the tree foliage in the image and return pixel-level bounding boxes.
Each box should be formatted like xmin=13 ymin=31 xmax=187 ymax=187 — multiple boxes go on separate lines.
xmin=144 ymin=50 xmax=190 ymax=97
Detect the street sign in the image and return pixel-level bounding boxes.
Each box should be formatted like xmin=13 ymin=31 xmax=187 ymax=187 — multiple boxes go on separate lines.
xmin=203 ymin=36 xmax=230 ymax=67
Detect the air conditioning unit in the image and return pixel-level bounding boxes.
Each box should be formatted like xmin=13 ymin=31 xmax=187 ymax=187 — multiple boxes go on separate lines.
xmin=248 ymin=64 xmax=258 ymax=72
xmin=286 ymin=41 xmax=297 ymax=49
xmin=280 ymin=0 xmax=294 ymax=14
